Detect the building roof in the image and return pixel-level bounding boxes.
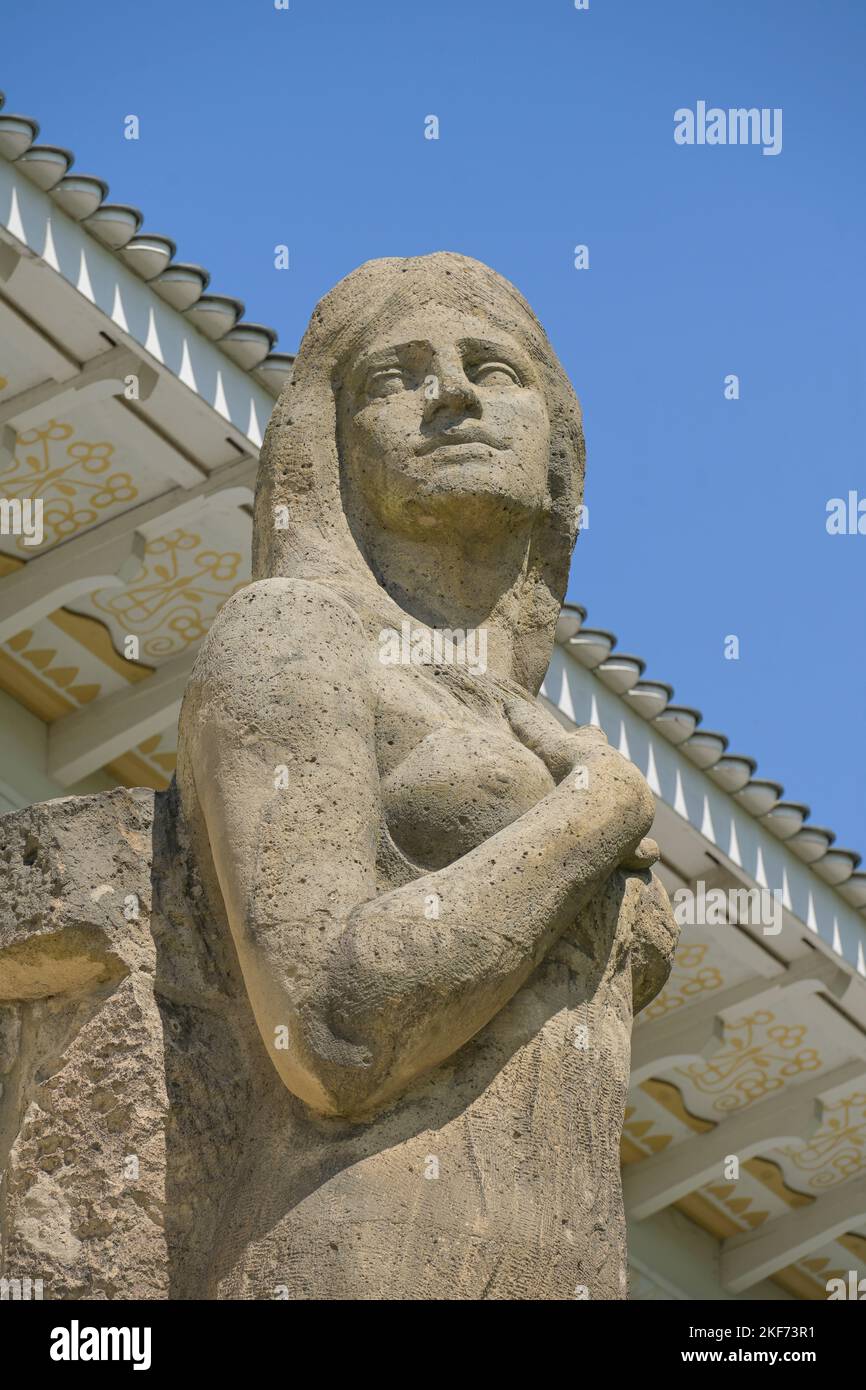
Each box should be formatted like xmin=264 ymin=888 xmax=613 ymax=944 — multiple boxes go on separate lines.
xmin=555 ymin=603 xmax=866 ymax=921
xmin=0 ymin=90 xmax=293 ymax=398
xmin=547 ymin=624 xmax=866 ymax=1300
xmin=0 ymin=90 xmax=284 ymax=793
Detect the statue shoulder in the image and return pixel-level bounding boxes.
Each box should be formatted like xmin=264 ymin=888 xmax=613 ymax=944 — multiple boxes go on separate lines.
xmin=180 ymin=577 xmax=375 ymax=733
xmin=208 ymin=577 xmax=368 ymax=648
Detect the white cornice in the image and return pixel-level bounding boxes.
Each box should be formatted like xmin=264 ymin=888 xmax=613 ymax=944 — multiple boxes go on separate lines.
xmin=0 ymin=159 xmax=275 ymax=449
xmin=543 ymin=640 xmax=866 ymax=994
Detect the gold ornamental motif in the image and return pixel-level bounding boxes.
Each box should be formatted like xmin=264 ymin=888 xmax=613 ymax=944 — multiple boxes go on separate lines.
xmin=0 ymin=422 xmax=138 ymax=550
xmin=642 ymin=942 xmax=725 ymax=1023
xmin=780 ymin=1091 xmax=866 ymax=1190
xmin=90 ymin=529 xmax=245 ymax=660
xmin=676 ymin=1011 xmax=822 ymax=1114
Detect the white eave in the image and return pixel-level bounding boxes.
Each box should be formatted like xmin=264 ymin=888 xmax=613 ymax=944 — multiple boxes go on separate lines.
xmin=0 ymin=89 xmax=293 ymax=440
xmin=546 ymin=602 xmax=866 ymax=982
xmin=547 ymin=605 xmax=866 ymax=1299
xmin=0 ymin=95 xmax=299 ymax=793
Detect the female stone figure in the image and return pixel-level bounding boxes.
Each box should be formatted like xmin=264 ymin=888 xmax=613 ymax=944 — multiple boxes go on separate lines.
xmin=177 ymin=252 xmax=677 ymax=1299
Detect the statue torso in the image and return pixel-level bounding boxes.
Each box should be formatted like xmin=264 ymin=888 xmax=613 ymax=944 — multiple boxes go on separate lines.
xmin=0 ymin=645 xmax=640 ymax=1303
xmin=190 ymin=658 xmax=635 ymax=1301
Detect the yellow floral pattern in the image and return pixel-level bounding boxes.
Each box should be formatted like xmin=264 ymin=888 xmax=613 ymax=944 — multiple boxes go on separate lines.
xmin=0 ymin=421 xmax=138 ymax=550
xmin=642 ymin=942 xmax=725 ymax=1023
xmin=780 ymin=1091 xmax=866 ymax=1190
xmin=90 ymin=529 xmax=245 ymax=660
xmin=677 ymin=1012 xmax=822 ymax=1115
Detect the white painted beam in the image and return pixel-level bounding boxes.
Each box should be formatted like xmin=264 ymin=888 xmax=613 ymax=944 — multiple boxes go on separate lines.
xmin=0 ymin=345 xmax=157 ymax=430
xmin=630 ymin=951 xmax=852 ymax=1086
xmin=721 ymin=1171 xmax=866 ymax=1292
xmin=0 ymin=240 xmax=22 ymax=283
xmin=109 ymin=398 xmax=209 ymax=488
xmin=625 ymin=1060 xmax=866 ymax=1219
xmin=0 ymin=527 xmax=145 ymax=643
xmin=47 ymin=647 xmax=197 ymax=785
xmin=0 ymin=452 xmax=256 ymax=644
xmin=0 ymin=290 xmax=80 ymax=381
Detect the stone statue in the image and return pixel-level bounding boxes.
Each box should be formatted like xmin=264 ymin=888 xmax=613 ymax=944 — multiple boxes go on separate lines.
xmin=0 ymin=254 xmax=677 ymax=1301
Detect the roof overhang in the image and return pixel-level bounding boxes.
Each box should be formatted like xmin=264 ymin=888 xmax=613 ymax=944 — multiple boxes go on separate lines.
xmin=0 ymin=153 xmax=284 ymax=792
xmin=545 ymin=620 xmax=866 ymax=1300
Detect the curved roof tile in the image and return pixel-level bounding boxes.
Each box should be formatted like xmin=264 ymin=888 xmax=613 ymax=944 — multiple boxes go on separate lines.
xmin=16 ymin=144 xmax=74 ymax=190
xmin=51 ymin=173 xmax=109 ymax=221
xmin=0 ymin=113 xmax=40 ymax=161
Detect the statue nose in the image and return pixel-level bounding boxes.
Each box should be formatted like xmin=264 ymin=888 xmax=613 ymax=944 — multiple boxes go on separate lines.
xmin=423 ymin=357 xmax=481 ymax=421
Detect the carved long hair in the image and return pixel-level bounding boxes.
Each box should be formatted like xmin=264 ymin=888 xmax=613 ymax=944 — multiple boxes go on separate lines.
xmin=252 ymin=253 xmax=585 ymax=693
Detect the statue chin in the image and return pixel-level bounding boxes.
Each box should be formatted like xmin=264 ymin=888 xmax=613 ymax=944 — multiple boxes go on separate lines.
xmin=365 ymin=468 xmax=541 ymax=542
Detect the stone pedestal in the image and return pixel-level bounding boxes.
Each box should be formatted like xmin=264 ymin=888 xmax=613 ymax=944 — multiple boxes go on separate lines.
xmin=0 ymin=788 xmax=249 ymax=1299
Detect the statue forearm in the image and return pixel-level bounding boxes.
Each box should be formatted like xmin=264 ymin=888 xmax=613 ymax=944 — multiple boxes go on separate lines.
xmin=252 ymin=744 xmax=656 ymax=1118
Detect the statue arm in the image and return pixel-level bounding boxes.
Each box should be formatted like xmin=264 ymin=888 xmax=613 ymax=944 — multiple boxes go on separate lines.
xmin=628 ymin=869 xmax=679 ymax=1014
xmin=502 ymin=692 xmax=679 ymax=1013
xmin=179 ymin=578 xmax=656 ymax=1119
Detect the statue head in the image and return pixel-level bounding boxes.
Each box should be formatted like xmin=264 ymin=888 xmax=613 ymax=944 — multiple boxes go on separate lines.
xmin=253 ymin=252 xmax=585 ymax=690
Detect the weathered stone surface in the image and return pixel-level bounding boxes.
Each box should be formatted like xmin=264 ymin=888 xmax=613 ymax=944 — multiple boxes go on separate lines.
xmin=0 ymin=790 xmax=167 ymax=1298
xmin=0 ymin=254 xmax=679 ymax=1300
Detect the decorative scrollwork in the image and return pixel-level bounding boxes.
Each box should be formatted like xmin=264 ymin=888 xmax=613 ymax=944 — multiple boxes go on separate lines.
xmin=0 ymin=422 xmax=138 ymax=551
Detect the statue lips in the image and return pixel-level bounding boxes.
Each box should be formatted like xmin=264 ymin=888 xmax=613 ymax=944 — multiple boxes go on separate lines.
xmin=415 ymin=427 xmax=505 ymax=458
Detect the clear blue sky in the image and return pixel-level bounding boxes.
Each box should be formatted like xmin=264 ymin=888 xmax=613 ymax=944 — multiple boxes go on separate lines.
xmin=4 ymin=0 xmax=865 ymax=852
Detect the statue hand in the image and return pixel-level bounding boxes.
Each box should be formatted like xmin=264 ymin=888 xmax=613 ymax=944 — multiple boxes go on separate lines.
xmin=621 ymin=836 xmax=660 ymax=871
xmin=504 ymin=694 xmax=656 ymax=862
xmin=504 ymin=693 xmax=608 ymax=779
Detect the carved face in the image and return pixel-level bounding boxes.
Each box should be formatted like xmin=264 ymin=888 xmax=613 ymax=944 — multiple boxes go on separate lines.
xmin=336 ymin=306 xmax=551 ymax=539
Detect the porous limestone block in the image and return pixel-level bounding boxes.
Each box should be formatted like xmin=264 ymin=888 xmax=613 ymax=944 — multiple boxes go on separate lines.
xmin=0 ymin=790 xmax=170 ymax=1299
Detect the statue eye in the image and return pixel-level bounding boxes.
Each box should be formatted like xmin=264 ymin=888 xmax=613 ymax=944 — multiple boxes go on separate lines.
xmin=367 ymin=367 xmax=406 ymax=397
xmin=470 ymin=361 xmax=522 ymax=387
